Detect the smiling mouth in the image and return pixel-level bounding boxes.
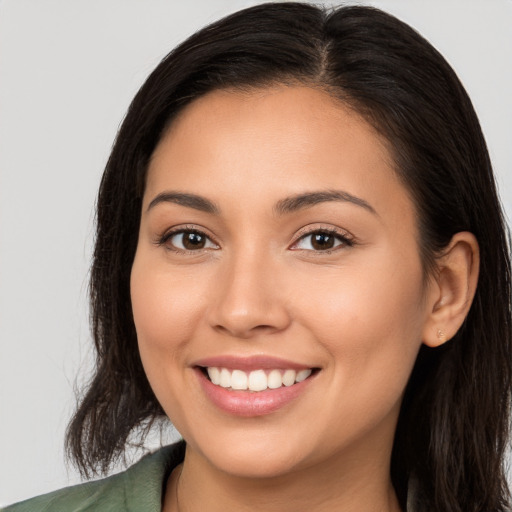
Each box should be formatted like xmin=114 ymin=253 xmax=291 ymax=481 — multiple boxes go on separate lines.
xmin=200 ymin=367 xmax=317 ymax=392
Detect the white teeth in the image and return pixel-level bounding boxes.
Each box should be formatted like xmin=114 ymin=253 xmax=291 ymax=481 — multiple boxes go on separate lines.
xmin=219 ymin=368 xmax=231 ymax=388
xmin=282 ymin=369 xmax=296 ymax=387
xmin=267 ymin=369 xmax=283 ymax=389
xmin=207 ymin=367 xmax=220 ymax=385
xmin=205 ymin=367 xmax=313 ymax=391
xmin=231 ymin=369 xmax=248 ymax=390
xmin=248 ymin=370 xmax=267 ymax=391
xmin=296 ymin=369 xmax=312 ymax=382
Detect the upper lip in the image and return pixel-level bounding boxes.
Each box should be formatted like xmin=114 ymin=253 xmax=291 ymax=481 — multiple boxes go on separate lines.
xmin=193 ymin=355 xmax=316 ymax=371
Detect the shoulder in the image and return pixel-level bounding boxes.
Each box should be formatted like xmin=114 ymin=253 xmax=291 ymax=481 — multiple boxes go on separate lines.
xmin=1 ymin=442 xmax=185 ymax=512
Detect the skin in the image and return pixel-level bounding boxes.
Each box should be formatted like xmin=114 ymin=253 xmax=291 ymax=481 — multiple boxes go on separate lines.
xmin=130 ymin=86 xmax=479 ymax=512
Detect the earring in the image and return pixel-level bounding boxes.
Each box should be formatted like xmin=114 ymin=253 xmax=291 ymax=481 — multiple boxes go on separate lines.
xmin=436 ymin=329 xmax=446 ymax=341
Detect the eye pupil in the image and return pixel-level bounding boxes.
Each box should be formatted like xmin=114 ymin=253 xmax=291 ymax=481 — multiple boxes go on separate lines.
xmin=183 ymin=232 xmax=205 ymax=250
xmin=312 ymin=233 xmax=335 ymax=250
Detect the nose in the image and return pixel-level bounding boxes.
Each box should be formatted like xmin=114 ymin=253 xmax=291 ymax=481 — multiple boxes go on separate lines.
xmin=207 ymin=251 xmax=292 ymax=339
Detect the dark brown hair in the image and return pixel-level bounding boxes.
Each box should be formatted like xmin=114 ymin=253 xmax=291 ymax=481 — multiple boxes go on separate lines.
xmin=66 ymin=3 xmax=512 ymax=511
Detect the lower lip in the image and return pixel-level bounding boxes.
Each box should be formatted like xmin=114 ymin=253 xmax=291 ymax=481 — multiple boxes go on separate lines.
xmin=195 ymin=368 xmax=315 ymax=417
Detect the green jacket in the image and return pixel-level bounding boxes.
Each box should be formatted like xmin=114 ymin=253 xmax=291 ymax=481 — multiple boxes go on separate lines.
xmin=1 ymin=442 xmax=185 ymax=512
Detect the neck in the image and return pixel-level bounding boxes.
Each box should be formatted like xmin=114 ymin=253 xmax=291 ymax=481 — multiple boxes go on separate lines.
xmin=163 ymin=439 xmax=402 ymax=512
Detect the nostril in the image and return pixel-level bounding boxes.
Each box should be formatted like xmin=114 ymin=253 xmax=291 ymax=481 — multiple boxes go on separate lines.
xmin=211 ymin=322 xmax=282 ymax=339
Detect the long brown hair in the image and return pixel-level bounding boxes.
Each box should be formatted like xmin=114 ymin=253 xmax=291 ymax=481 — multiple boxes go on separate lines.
xmin=66 ymin=4 xmax=512 ymax=510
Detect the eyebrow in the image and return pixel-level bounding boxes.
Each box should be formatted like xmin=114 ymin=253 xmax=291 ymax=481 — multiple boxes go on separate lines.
xmin=147 ymin=192 xmax=220 ymax=214
xmin=146 ymin=189 xmax=376 ymax=216
xmin=274 ymin=190 xmax=377 ymax=216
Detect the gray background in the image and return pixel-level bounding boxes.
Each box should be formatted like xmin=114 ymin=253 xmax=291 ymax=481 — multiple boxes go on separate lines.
xmin=1 ymin=0 xmax=511 ymax=506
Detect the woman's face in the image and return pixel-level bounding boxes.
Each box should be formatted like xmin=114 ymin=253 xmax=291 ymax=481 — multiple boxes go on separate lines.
xmin=131 ymin=86 xmax=434 ymax=479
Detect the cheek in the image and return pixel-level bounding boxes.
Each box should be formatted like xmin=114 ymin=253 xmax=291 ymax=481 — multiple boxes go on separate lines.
xmin=130 ymin=251 xmax=212 ymax=428
xmin=132 ymin=255 xmax=199 ymax=343
xmin=291 ymin=250 xmax=426 ymax=389
xmin=130 ymin=251 xmax=207 ymax=385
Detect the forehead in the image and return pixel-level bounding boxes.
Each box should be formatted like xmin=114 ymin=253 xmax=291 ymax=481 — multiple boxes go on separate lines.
xmin=145 ymin=85 xmax=412 ymax=222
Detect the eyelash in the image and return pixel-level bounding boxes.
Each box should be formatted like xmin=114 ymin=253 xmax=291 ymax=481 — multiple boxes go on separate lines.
xmin=156 ymin=226 xmax=355 ymax=254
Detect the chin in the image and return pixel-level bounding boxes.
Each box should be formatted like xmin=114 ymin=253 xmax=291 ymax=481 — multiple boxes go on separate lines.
xmin=204 ymin=444 xmax=307 ymax=479
xmin=182 ymin=422 xmax=321 ymax=480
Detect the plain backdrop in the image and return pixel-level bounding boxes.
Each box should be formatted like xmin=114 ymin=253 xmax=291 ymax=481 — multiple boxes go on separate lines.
xmin=1 ymin=0 xmax=511 ymax=506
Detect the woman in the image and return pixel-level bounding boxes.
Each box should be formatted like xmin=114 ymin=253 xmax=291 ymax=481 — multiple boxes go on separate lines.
xmin=3 ymin=2 xmax=511 ymax=511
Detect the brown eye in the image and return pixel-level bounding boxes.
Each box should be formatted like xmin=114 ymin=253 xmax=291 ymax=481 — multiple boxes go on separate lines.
xmin=165 ymin=230 xmax=218 ymax=251
xmin=182 ymin=232 xmax=206 ymax=249
xmin=292 ymin=230 xmax=352 ymax=251
xmin=311 ymin=233 xmax=335 ymax=250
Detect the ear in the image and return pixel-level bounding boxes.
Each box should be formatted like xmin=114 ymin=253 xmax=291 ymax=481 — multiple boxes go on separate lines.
xmin=422 ymin=232 xmax=480 ymax=348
